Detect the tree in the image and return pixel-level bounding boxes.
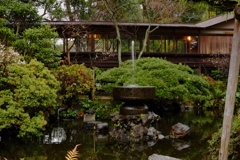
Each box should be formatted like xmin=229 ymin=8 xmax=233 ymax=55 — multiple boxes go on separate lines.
xmin=39 ymin=0 xmax=98 ymax=21
xmin=0 ymin=0 xmax=42 ymax=34
xmin=138 ymin=0 xmax=188 ymax=59
xmin=101 ymin=0 xmax=143 ymax=64
xmin=13 ymin=25 xmax=62 ymax=68
xmin=0 ymin=18 xmax=16 ymax=46
xmin=181 ymin=1 xmax=222 ymax=23
xmin=189 ymin=0 xmax=238 ymax=12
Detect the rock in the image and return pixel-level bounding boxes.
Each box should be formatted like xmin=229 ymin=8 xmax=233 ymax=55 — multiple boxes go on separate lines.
xmin=110 ymin=111 xmax=161 ymax=141
xmin=109 ymin=128 xmax=126 ymax=139
xmin=131 ymin=124 xmax=148 ymax=139
xmin=170 ymin=123 xmax=190 ymax=138
xmin=148 ymin=154 xmax=181 ymax=160
xmin=142 ymin=112 xmax=160 ymax=126
xmin=147 ymin=127 xmax=160 ymax=138
xmin=158 ymin=134 xmax=165 ymax=140
xmin=96 ymin=122 xmax=108 ymax=132
xmin=83 ymin=113 xmax=95 ymax=121
xmin=147 ymin=141 xmax=157 ymax=147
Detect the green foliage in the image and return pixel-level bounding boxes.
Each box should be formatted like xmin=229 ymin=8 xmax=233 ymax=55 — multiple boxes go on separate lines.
xmin=97 ymin=57 xmax=211 ymax=104
xmin=79 ymin=98 xmax=121 ymax=120
xmin=95 ymin=101 xmax=122 ymax=120
xmin=13 ymin=25 xmax=62 ymax=68
xmin=208 ymin=109 xmax=240 ymax=160
xmin=189 ymin=0 xmax=237 ymax=12
xmin=234 ymin=76 xmax=240 ymax=109
xmin=60 ymin=108 xmax=78 ymax=118
xmin=202 ymin=76 xmax=226 ymax=108
xmin=52 ymin=64 xmax=95 ymax=108
xmin=0 ymin=0 xmax=42 ymax=34
xmin=0 ymin=58 xmax=60 ymax=137
xmin=81 ymin=99 xmax=99 ymax=110
xmin=0 ymin=18 xmax=16 ymax=45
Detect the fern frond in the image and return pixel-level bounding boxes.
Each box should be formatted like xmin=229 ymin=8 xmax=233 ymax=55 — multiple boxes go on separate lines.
xmin=65 ymin=144 xmax=81 ymax=160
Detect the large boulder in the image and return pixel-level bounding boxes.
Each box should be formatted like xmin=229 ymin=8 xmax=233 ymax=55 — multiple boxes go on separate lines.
xmin=170 ymin=123 xmax=190 ymax=138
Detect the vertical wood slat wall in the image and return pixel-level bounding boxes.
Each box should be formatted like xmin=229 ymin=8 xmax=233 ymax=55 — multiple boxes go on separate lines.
xmin=199 ymin=36 xmax=232 ymax=54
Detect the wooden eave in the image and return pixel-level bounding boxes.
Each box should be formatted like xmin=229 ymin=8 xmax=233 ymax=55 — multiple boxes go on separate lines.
xmin=48 ymin=13 xmax=234 ymax=28
xmin=195 ymin=13 xmax=234 ymax=28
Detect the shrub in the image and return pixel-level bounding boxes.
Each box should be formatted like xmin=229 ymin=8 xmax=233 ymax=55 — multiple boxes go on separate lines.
xmin=203 ymin=76 xmax=226 ymax=108
xmin=52 ymin=64 xmax=95 ymax=108
xmin=0 ymin=58 xmax=60 ymax=137
xmin=97 ymin=57 xmax=211 ymax=104
xmin=208 ymin=109 xmax=240 ymax=160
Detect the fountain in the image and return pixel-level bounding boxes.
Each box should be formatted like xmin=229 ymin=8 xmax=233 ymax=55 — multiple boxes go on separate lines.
xmin=110 ymin=41 xmax=161 ymax=141
xmin=113 ymin=41 xmax=155 ymax=115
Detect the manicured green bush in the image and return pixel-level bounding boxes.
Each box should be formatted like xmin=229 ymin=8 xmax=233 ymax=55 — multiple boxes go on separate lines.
xmin=0 ymin=58 xmax=60 ymax=137
xmin=97 ymin=57 xmax=211 ymax=105
xmin=52 ymin=64 xmax=95 ymax=108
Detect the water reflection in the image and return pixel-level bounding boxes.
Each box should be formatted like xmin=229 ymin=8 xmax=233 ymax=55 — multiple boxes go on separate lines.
xmin=0 ymin=110 xmax=222 ymax=160
xmin=171 ymin=139 xmax=191 ymax=151
xmin=43 ymin=127 xmax=67 ymax=144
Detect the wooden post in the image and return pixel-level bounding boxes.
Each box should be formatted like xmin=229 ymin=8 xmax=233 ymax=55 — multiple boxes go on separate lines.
xmin=219 ymin=6 xmax=240 ymax=160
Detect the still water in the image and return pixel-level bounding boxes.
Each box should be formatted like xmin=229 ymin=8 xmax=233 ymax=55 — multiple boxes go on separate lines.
xmin=0 ymin=109 xmax=222 ymax=160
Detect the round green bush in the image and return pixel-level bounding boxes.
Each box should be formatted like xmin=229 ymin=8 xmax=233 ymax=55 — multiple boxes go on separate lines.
xmin=97 ymin=57 xmax=211 ymax=104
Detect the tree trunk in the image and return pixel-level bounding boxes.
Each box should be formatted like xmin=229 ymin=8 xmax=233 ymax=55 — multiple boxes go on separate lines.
xmin=138 ymin=26 xmax=150 ymax=59
xmin=113 ymin=21 xmax=122 ymax=65
xmin=138 ymin=25 xmax=159 ymax=59
xmin=218 ymin=6 xmax=240 ymax=160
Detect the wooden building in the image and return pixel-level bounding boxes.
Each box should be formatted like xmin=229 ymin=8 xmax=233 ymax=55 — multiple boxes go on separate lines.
xmin=48 ymin=14 xmax=234 ymax=74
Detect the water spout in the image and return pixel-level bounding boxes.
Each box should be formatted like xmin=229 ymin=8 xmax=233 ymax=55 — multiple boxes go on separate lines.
xmin=131 ymin=41 xmax=135 ymax=84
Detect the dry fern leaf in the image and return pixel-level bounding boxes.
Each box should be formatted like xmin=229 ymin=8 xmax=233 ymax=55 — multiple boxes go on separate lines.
xmin=65 ymin=144 xmax=81 ymax=160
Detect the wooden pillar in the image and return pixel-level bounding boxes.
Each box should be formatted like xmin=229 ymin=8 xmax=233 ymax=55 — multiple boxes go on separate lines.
xmin=91 ymin=35 xmax=95 ymax=52
xmin=105 ymin=34 xmax=109 ymax=52
xmin=75 ymin=37 xmax=81 ymax=53
xmin=219 ymin=6 xmax=240 ymax=160
xmin=63 ymin=38 xmax=66 ymax=53
xmin=197 ymin=64 xmax=201 ymax=76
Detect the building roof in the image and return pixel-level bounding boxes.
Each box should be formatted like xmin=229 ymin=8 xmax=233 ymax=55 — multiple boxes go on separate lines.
xmin=47 ymin=13 xmax=234 ymax=29
xmin=195 ymin=13 xmax=234 ymax=28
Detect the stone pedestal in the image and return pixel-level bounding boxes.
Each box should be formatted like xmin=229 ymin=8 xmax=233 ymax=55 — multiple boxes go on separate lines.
xmin=113 ymin=85 xmax=155 ymax=115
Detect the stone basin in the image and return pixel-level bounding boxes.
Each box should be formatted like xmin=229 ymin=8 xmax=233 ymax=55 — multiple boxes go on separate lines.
xmin=113 ymin=86 xmax=155 ymax=100
xmin=113 ymin=85 xmax=156 ymax=115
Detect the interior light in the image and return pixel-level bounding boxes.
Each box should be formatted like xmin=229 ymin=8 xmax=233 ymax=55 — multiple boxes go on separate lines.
xmin=187 ymin=36 xmax=192 ymax=41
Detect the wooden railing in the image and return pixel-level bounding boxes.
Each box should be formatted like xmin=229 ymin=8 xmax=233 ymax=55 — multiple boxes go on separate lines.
xmin=65 ymin=52 xmax=230 ymax=68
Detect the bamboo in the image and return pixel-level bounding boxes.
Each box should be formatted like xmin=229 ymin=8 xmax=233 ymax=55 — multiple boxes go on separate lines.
xmin=218 ymin=7 xmax=240 ymax=160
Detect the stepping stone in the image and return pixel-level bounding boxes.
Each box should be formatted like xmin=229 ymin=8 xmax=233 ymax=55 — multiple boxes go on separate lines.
xmin=148 ymin=154 xmax=181 ymax=160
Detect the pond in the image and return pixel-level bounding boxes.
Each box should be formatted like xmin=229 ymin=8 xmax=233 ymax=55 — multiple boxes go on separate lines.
xmin=0 ymin=109 xmax=222 ymax=160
